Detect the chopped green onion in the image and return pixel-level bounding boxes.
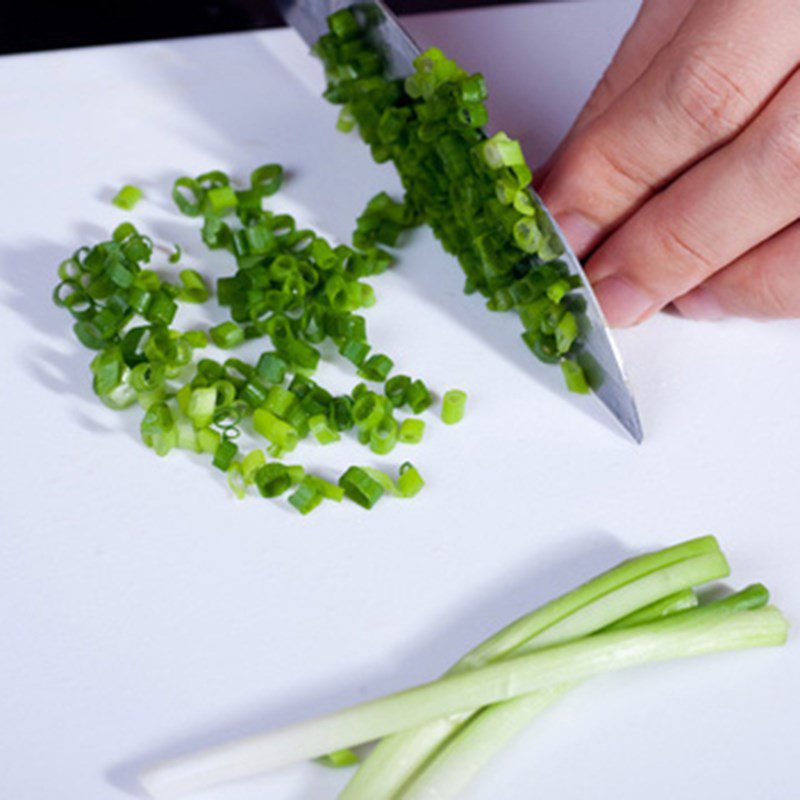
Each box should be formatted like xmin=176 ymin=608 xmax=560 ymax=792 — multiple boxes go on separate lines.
xmin=227 ymin=462 xmax=247 ymax=499
xmin=254 ymin=463 xmax=292 ymax=498
xmin=406 ymin=380 xmax=432 ymax=414
xmin=209 ymin=321 xmax=245 ymax=349
xmin=178 ymin=270 xmax=209 ymax=303
xmin=399 ymin=418 xmax=425 ymax=444
xmin=212 ymin=438 xmax=238 ymax=471
xmin=306 ymin=475 xmax=345 ymax=502
xmin=288 ymin=477 xmax=324 ymax=515
xmin=112 ymin=184 xmax=143 ymax=210
xmin=384 ymin=374 xmax=410 ymax=407
xmin=369 ymin=415 xmax=398 ymax=455
xmin=338 ymin=466 xmax=385 ymax=509
xmin=309 ymin=414 xmax=341 ymax=445
xmin=241 ymin=449 xmax=266 ymax=483
xmin=397 ymin=462 xmax=424 ymax=497
xmin=315 ymin=748 xmax=360 ymax=768
xmin=561 ymin=359 xmax=590 ymax=394
xmin=253 ymin=408 xmax=299 ymax=453
xmin=441 ymin=389 xmax=467 ymax=425
xmin=357 ymin=353 xmax=393 ymax=382
xmin=255 ymin=352 xmax=287 ymax=384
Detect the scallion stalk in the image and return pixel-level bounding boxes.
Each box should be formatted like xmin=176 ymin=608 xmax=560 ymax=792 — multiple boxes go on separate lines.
xmin=340 ymin=537 xmax=725 ymax=798
xmin=139 ymin=602 xmax=787 ymax=799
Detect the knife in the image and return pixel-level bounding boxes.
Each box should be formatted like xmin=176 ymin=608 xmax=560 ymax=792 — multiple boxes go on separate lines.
xmin=275 ymin=0 xmax=644 ymax=443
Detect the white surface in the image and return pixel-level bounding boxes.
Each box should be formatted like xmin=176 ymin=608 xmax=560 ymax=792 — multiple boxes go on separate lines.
xmin=0 ymin=2 xmax=797 ymax=799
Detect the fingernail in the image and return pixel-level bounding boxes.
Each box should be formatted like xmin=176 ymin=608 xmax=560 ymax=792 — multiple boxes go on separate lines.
xmin=554 ymin=212 xmax=600 ymax=257
xmin=674 ymin=287 xmax=726 ymax=321
xmin=592 ymin=276 xmax=655 ymax=327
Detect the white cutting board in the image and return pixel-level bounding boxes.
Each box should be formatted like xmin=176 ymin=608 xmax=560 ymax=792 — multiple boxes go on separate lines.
xmin=1 ymin=2 xmax=797 ymax=799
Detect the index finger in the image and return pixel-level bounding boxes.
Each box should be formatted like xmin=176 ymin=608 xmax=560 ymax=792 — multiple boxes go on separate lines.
xmin=535 ymin=0 xmax=694 ymax=185
xmin=539 ymin=0 xmax=800 ymax=256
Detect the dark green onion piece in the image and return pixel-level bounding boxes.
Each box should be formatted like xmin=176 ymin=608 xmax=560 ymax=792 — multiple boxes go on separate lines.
xmin=338 ymin=466 xmax=385 ymax=509
xmin=254 ymin=462 xmax=292 ymax=498
xmin=358 ymin=353 xmax=393 ymax=382
xmin=384 ymin=374 xmax=411 ymax=407
xmin=213 ymin=438 xmax=239 ymax=471
xmin=407 ymin=379 xmax=433 ymax=414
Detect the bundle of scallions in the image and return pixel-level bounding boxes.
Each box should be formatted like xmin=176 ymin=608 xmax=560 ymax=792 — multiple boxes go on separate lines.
xmin=139 ymin=535 xmax=787 ymax=799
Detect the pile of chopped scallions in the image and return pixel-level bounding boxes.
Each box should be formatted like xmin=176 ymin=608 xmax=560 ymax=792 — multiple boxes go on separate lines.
xmin=53 ymin=164 xmax=468 ymax=513
xmin=139 ymin=535 xmax=787 ymax=799
xmin=314 ymin=8 xmax=593 ymax=394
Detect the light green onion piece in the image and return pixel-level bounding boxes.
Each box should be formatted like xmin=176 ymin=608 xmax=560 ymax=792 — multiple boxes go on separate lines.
xmin=197 ymin=427 xmax=221 ymax=455
xmin=178 ymin=270 xmax=209 ymax=303
xmin=253 ymin=408 xmax=299 ymax=453
xmin=315 ymin=748 xmax=359 ymax=768
xmin=227 ymin=462 xmax=247 ymax=500
xmin=112 ymin=184 xmax=143 ymax=210
xmin=561 ymin=359 xmax=590 ymax=394
xmin=309 ymin=414 xmax=341 ymax=445
xmin=397 ymin=462 xmax=424 ymax=498
xmin=441 ymin=389 xmax=467 ymax=425
xmin=241 ymin=450 xmax=266 ymax=484
xmin=187 ymin=387 xmax=217 ymax=429
xmin=209 ymin=321 xmax=245 ymax=350
xmin=288 ymin=478 xmax=324 ymax=515
xmin=287 ymin=465 xmax=306 ymax=485
xmin=306 ymin=475 xmax=345 ymax=502
xmin=205 ymin=186 xmax=238 ymax=214
xmin=398 ymin=418 xmax=425 ymax=444
xmin=369 ymin=415 xmax=398 ymax=455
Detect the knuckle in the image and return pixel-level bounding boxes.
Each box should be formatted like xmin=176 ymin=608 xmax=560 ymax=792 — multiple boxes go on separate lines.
xmin=750 ymin=266 xmax=797 ymax=317
xmin=657 ymin=222 xmax=717 ymax=277
xmin=584 ymin=137 xmax=652 ymax=197
xmin=762 ymin=112 xmax=800 ymax=181
xmin=666 ymin=47 xmax=751 ymax=139
xmin=585 ymin=72 xmax=618 ymax=115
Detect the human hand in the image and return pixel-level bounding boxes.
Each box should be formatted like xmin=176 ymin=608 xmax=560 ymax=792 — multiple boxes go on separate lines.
xmin=537 ymin=0 xmax=800 ymax=325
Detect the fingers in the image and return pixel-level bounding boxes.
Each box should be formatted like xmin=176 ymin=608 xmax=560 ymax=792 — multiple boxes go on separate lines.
xmin=540 ymin=0 xmax=800 ymax=256
xmin=571 ymin=0 xmax=695 ymax=135
xmin=674 ymin=220 xmax=800 ymax=320
xmin=535 ymin=0 xmax=693 ymax=186
xmin=585 ymin=67 xmax=800 ymax=326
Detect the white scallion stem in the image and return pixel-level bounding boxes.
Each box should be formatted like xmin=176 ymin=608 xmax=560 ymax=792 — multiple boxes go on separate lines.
xmin=139 ymin=602 xmax=786 ymax=799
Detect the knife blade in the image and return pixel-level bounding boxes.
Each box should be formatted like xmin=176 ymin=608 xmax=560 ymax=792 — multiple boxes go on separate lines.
xmin=275 ymin=0 xmax=643 ymax=443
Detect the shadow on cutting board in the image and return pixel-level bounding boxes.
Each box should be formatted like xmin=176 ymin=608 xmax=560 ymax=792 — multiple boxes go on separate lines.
xmin=107 ymin=530 xmax=630 ymax=798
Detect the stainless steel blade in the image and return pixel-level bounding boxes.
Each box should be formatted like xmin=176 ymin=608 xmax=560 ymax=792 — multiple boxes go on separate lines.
xmin=275 ymin=0 xmax=643 ymax=442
